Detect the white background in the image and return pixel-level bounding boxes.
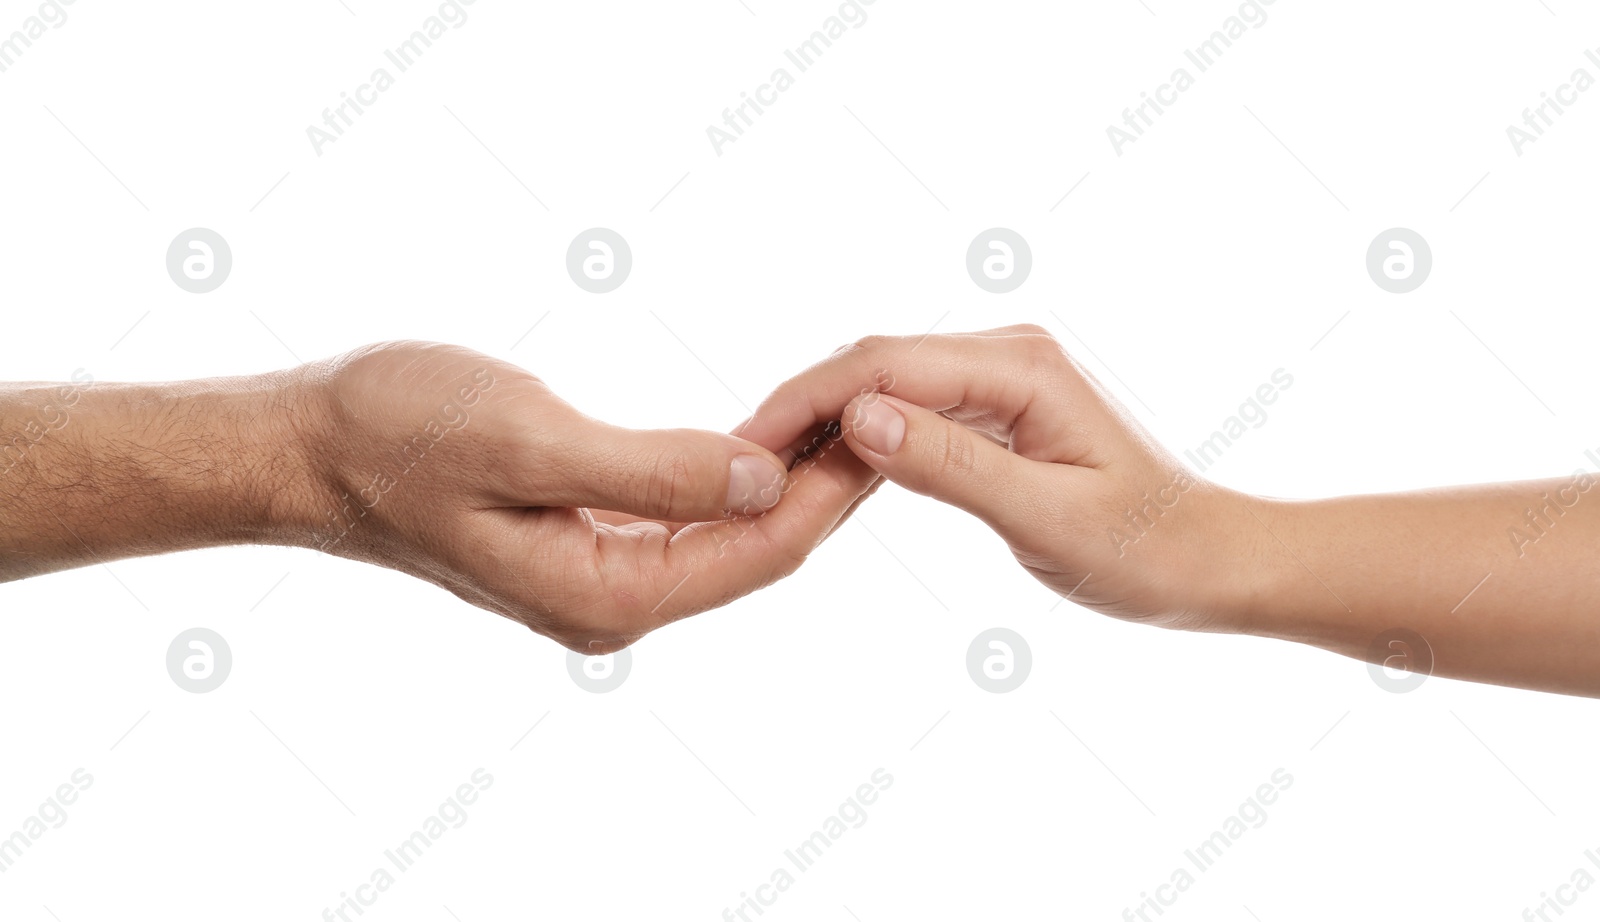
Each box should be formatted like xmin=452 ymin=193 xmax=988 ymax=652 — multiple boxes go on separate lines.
xmin=3 ymin=1 xmax=1599 ymax=919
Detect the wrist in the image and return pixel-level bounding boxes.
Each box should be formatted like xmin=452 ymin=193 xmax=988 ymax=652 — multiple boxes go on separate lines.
xmin=120 ymin=369 xmax=337 ymax=550
xmin=240 ymin=365 xmax=343 ymax=548
xmin=1163 ymin=484 xmax=1302 ymax=637
xmin=1198 ymin=491 xmax=1347 ymax=646
xmin=98 ymin=366 xmax=344 ymax=551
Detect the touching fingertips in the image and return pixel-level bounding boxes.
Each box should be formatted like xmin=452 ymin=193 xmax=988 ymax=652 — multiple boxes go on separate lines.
xmin=728 ymin=453 xmax=787 ymax=514
xmin=849 ymin=397 xmax=905 ymax=456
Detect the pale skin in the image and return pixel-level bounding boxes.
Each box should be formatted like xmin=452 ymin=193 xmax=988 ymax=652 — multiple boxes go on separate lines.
xmin=3 ymin=330 xmax=1597 ymax=696
xmin=737 ymin=325 xmax=1600 ymax=698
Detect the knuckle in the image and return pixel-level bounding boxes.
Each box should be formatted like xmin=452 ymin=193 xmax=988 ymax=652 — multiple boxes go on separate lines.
xmin=851 ymin=333 xmax=897 ymax=353
xmin=932 ymin=428 xmax=979 ymax=482
xmin=760 ymin=531 xmax=814 ymax=580
xmin=1021 ymin=328 xmax=1061 ymax=355
xmin=646 ymin=452 xmax=697 ymax=518
xmin=832 ymin=336 xmax=906 ymax=390
xmin=1019 ymin=330 xmax=1068 ymax=370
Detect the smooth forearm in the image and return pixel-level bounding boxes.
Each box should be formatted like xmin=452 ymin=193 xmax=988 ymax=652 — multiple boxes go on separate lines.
xmin=1235 ymin=479 xmax=1600 ymax=696
xmin=0 ymin=370 xmax=326 ymax=580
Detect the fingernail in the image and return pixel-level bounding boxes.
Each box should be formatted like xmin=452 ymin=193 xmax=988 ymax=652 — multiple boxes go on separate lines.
xmin=850 ymin=399 xmax=905 ymax=455
xmin=728 ymin=454 xmax=786 ymax=514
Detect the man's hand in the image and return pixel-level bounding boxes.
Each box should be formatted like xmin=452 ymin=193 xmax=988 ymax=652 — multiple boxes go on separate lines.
xmin=0 ymin=341 xmax=881 ymax=652
xmin=298 ymin=341 xmax=881 ymax=651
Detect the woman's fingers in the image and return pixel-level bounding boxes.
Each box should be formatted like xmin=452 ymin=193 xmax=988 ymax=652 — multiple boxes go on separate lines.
xmin=838 ymin=392 xmax=1054 ymax=538
xmin=736 ymin=326 xmax=1125 ymax=470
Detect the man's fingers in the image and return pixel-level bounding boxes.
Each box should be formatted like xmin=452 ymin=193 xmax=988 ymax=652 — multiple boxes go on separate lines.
xmin=839 ymin=392 xmax=1046 ymax=535
xmin=533 ymin=421 xmax=790 ymax=521
xmin=821 ymin=472 xmax=886 ymax=542
xmin=637 ymin=435 xmax=880 ymax=625
xmin=496 ymin=439 xmax=879 ymax=650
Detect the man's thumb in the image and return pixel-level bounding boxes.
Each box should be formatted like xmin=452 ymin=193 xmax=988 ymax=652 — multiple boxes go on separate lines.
xmin=546 ymin=423 xmax=789 ymax=521
xmin=840 ymin=393 xmax=1037 ymax=531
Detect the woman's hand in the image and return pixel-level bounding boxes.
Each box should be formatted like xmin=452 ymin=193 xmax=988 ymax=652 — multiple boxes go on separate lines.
xmin=741 ymin=324 xmax=1600 ymax=697
xmin=737 ymin=325 xmax=1261 ymax=633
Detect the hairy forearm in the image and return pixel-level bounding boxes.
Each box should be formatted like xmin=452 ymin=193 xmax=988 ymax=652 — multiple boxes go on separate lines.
xmin=1237 ymin=478 xmax=1600 ymax=696
xmin=0 ymin=370 xmax=324 ymax=580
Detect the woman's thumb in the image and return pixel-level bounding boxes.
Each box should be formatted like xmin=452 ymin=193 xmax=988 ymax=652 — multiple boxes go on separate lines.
xmin=840 ymin=393 xmax=1039 ymax=532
